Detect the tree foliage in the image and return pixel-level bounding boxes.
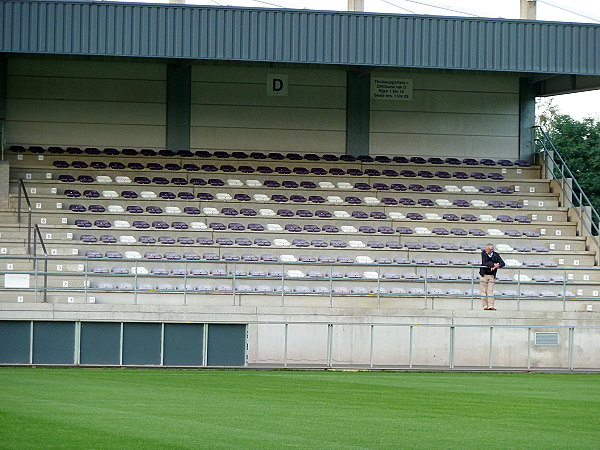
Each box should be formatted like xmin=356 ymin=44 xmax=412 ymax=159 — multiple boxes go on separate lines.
xmin=537 ymin=101 xmax=600 ymax=212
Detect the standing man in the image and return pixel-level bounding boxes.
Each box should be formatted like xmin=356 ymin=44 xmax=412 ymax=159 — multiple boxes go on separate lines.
xmin=479 ymin=243 xmax=505 ymax=310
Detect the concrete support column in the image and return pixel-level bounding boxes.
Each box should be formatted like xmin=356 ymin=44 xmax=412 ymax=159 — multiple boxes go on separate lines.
xmin=519 ymin=78 xmax=536 ymax=163
xmin=346 ymin=70 xmax=370 ymax=157
xmin=0 ymin=161 xmax=9 ymax=209
xmin=166 ymin=63 xmax=191 ymax=151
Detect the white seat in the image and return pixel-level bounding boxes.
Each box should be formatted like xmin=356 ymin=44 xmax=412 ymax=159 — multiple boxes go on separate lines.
xmin=274 ymin=238 xmax=291 ymax=247
xmin=435 ymin=198 xmax=452 ymax=207
xmin=471 ymin=199 xmax=488 ymax=208
xmin=102 ymin=190 xmax=118 ymax=199
xmin=259 ymin=208 xmax=275 ymax=216
xmin=336 ymin=182 xmax=353 ymax=189
xmin=216 ymin=193 xmax=232 ymax=201
xmin=496 ymin=243 xmax=513 ymax=252
xmin=140 ymin=191 xmax=157 ymax=199
xmin=96 ymin=175 xmax=112 ymax=183
xmin=227 ymin=179 xmax=243 ymax=187
xmin=266 ymin=223 xmax=283 ymax=232
xmin=286 ymin=269 xmax=305 ymax=278
xmin=203 ymin=207 xmax=219 ymax=215
xmin=363 ymin=271 xmax=379 ymax=279
xmin=333 ymin=210 xmax=350 ymax=218
xmin=327 ymin=195 xmax=343 ymax=204
xmin=486 ymin=228 xmax=504 ymax=236
xmin=114 ymin=220 xmax=130 ymax=228
xmin=444 ymin=185 xmax=461 ymax=193
xmin=115 ymin=176 xmax=131 ymax=183
xmin=280 ymin=254 xmax=297 ymax=262
xmin=124 ymin=251 xmax=142 ymax=259
xmin=504 ymin=258 xmax=522 ymax=267
xmin=424 ymin=213 xmax=441 ymax=220
xmin=389 ymin=212 xmax=405 ymax=220
xmin=479 ymin=214 xmax=496 ymax=222
xmin=462 ymin=185 xmax=478 ymax=193
xmin=246 ymin=179 xmax=262 ymax=187
xmin=415 ymin=227 xmax=431 ymax=235
xmin=165 ymin=206 xmax=181 ymax=214
xmin=119 ymin=235 xmax=136 ymax=244
xmin=356 ymin=255 xmax=374 ymax=264
xmin=341 ymin=225 xmax=358 ymax=233
xmin=349 ymin=240 xmax=366 ymax=248
xmin=190 ymin=222 xmax=207 ymax=230
xmin=364 ymin=197 xmax=380 ymax=205
xmin=130 ymin=266 xmax=148 ymax=274
xmin=254 ymin=194 xmax=270 ymax=202
xmin=513 ymin=274 xmax=531 ymax=282
xmin=107 ymin=205 xmax=124 ymax=213
xmin=319 ymin=181 xmax=335 ymax=189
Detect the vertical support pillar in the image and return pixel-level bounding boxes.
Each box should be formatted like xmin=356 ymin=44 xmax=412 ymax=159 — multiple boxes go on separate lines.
xmin=346 ymin=70 xmax=370 ymax=157
xmin=166 ymin=63 xmax=191 ymax=151
xmin=519 ymin=78 xmax=536 ymax=163
xmin=0 ymin=55 xmax=7 ymax=157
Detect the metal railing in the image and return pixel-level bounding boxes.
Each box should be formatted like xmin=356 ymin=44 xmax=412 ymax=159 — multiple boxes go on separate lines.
xmin=535 ymin=126 xmax=600 ymax=263
xmin=0 ymin=255 xmax=596 ymax=311
xmin=16 ymin=178 xmax=33 ymax=255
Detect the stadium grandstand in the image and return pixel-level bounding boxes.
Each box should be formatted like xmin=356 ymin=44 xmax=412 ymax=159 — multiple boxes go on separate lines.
xmin=0 ymin=0 xmax=599 ymax=370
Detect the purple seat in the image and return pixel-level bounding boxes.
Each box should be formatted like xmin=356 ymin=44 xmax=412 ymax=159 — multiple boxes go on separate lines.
xmin=220 ymin=165 xmax=236 ymax=173
xmin=238 ymin=166 xmax=255 ymax=173
xmin=292 ymin=239 xmax=309 ymax=247
xmin=133 ymin=221 xmax=150 ymax=229
xmin=121 ymin=190 xmax=138 ymax=199
xmin=65 ymin=189 xmax=81 ymax=197
xmin=126 ymin=205 xmax=143 ymax=214
xmin=322 ymin=154 xmax=339 ymax=161
xmin=373 ymin=183 xmax=389 ymax=190
xmin=235 ymin=238 xmax=252 ymax=246
xmin=277 ymin=209 xmax=294 ymax=217
xmin=432 ymin=227 xmax=449 ymax=235
xmin=443 ymin=214 xmax=460 ymax=221
xmin=418 ymin=170 xmax=434 ymax=179
xmin=146 ymin=206 xmax=163 ymax=214
xmin=427 ymin=184 xmax=443 ymax=192
xmin=507 ymin=201 xmax=523 ymax=209
xmin=364 ymin=169 xmax=381 ymax=176
xmin=469 ymin=228 xmax=486 ymax=236
xmin=210 ymin=222 xmax=226 ymax=230
xmin=427 ymin=157 xmax=444 ymax=164
xmin=134 ymin=176 xmax=151 ymax=184
xmin=159 ymin=191 xmax=176 ymax=199
xmin=330 ymin=240 xmax=347 ymax=248
xmin=453 ymin=199 xmax=469 ymax=207
xmin=461 ymin=214 xmax=477 ymax=222
xmin=164 ymin=252 xmax=181 ymax=260
xmin=250 ymin=152 xmax=267 ymax=159
xmin=340 ymin=155 xmax=356 ymax=162
xmin=183 ymin=252 xmax=201 ymax=260
xmin=463 ymin=158 xmax=478 ymax=165
xmin=386 ymin=241 xmax=403 ymax=249
xmin=159 ymin=149 xmax=175 ymax=157
xmin=197 ymin=193 xmax=214 ymax=200
xmin=69 ymin=205 xmax=87 ymax=212
xmin=271 ymin=195 xmax=288 ymax=202
xmin=497 ymin=187 xmax=515 ymax=194
xmin=391 ymin=184 xmax=407 ymax=191
xmin=409 ymin=156 xmax=425 ymax=164
xmin=197 ymin=237 xmax=214 ymax=245
xmin=85 ymin=250 xmax=103 ymax=259
xmin=515 ymin=159 xmax=531 ymax=167
xmin=450 ymin=227 xmax=467 ymax=236
xmin=396 ymin=226 xmax=413 ymax=234
xmin=158 ymin=236 xmax=176 ymax=245
xmin=515 ymin=215 xmax=532 ymax=223
xmin=488 ymin=173 xmax=504 ymax=180
xmin=359 ymin=226 xmax=376 ymax=234
xmin=72 ymin=161 xmax=89 ymax=169
xmin=407 ymin=213 xmax=424 ymax=220
xmin=254 ymin=238 xmax=271 ymax=246
xmin=171 ymin=221 xmax=189 ymax=229
xmin=329 ymin=168 xmax=345 ymax=176
xmin=66 ymin=147 xmax=83 ymax=155
xmin=352 ymin=211 xmax=368 ymax=219
xmin=378 ymin=226 xmax=394 ymax=234
xmin=444 ymin=157 xmax=461 ymax=165
xmin=290 ymin=195 xmax=307 ymax=203
xmin=309 ymin=195 xmax=325 ymax=204
xmin=152 ymin=221 xmax=169 ymax=229
xmin=488 ymin=200 xmax=505 ymax=208
xmin=304 ymin=224 xmax=320 ymax=232
xmin=409 ymin=184 xmax=425 ymax=192
xmin=178 ymin=192 xmax=194 ymax=200
xmin=48 ymin=146 xmax=65 ymax=154
xmin=354 ymin=182 xmax=371 ymax=190
xmin=240 ymin=208 xmax=257 ymax=216
xmin=304 ymin=153 xmax=320 ymax=161
xmin=94 ymin=219 xmax=111 ymax=228
xmin=228 ymin=222 xmax=245 ymax=231
xmin=190 ymin=178 xmax=207 ymax=186
xmin=347 ymin=169 xmax=363 ymax=176
xmin=316 ymin=210 xmax=332 ymax=218
xmin=479 ymin=186 xmax=496 ymax=194
xmin=375 ymin=155 xmax=391 ymax=163
xmin=152 ymin=177 xmax=169 ymax=185
xmin=258 ymin=166 xmax=274 ymax=174
xmin=310 ymin=168 xmax=327 ymax=176
xmin=300 ymin=181 xmax=317 ymax=189
xmin=171 ymin=178 xmax=188 ymax=186
xmin=285 ymin=224 xmax=301 ymax=232
xmin=76 ymin=219 xmax=92 ymax=227
xmin=184 ymin=207 xmax=201 ymax=215
xmin=382 ymin=170 xmax=399 ymax=177
xmin=435 ymin=171 xmax=451 ymax=179
xmin=263 ymin=180 xmax=280 ymax=188
xmin=358 ymin=155 xmax=374 ymax=162
xmin=234 ymin=194 xmax=251 ymax=202
xmin=109 ymin=161 xmax=125 ymax=170
xmin=480 ymin=158 xmax=496 ymax=166
xmin=523 ymin=230 xmax=540 ymax=237
xmin=77 ymin=175 xmax=94 ymax=183
xmin=345 ymin=196 xmax=362 ymax=204
xmin=214 ymin=151 xmax=230 ymax=158
xmin=80 ymin=234 xmax=98 ymax=243
xmin=418 ymin=199 xmax=434 ymax=207
xmin=296 ymin=210 xmax=313 ymax=217
xmin=53 ymin=161 xmax=70 ymax=168
xmin=370 ymin=211 xmax=386 ymax=219
xmin=178 ymin=150 xmax=194 ymax=157
xmin=311 ymin=239 xmax=328 ymax=247
xmin=322 ymin=225 xmax=339 ymax=233
xmin=216 ymin=237 xmax=233 ymax=245
xmin=381 ymin=197 xmax=398 ymax=206
xmin=393 ymin=156 xmax=409 ymax=164
xmin=471 ymin=172 xmax=486 ymax=179
xmin=401 ymin=170 xmax=417 ymax=178
xmin=147 ymin=163 xmax=163 ymax=170
xmin=208 ymin=178 xmax=224 ymax=187
xmin=275 ymin=166 xmax=291 ymax=174
xmin=201 ymin=164 xmax=218 ymax=172
xmin=128 ymin=162 xmax=144 ymax=170
xmin=453 ymin=172 xmax=469 ymax=179
xmin=195 ymin=150 xmax=212 ymax=158
xmin=100 ymin=235 xmax=117 ymax=243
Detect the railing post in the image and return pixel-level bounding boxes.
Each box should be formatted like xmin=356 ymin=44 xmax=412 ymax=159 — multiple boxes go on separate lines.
xmin=568 ymin=327 xmax=575 ymax=371
xmin=280 ymin=262 xmax=285 ymax=307
xmin=488 ymin=326 xmax=493 ymax=369
xmin=232 ymin=262 xmax=237 ymax=306
xmin=527 ymin=327 xmax=532 ymax=370
xmin=470 ymin=266 xmax=475 ymax=310
xmin=562 ymin=268 xmax=567 ymax=312
xmin=328 ymin=264 xmax=333 ymax=308
xmin=183 ymin=259 xmax=188 ymax=306
xmin=326 ymin=323 xmax=333 ymax=368
xmin=517 ymin=267 xmax=521 ymax=311
xmin=376 ymin=264 xmax=381 ymax=308
xmin=369 ymin=324 xmax=374 ymax=369
xmin=283 ymin=323 xmax=288 ymax=368
xmin=408 ymin=325 xmax=413 ymax=369
xmin=449 ymin=326 xmax=455 ymax=369
xmin=423 ymin=265 xmax=428 ymax=309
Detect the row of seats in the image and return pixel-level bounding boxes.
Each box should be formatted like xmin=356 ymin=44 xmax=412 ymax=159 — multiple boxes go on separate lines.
xmin=11 ymin=145 xmax=533 ymax=166
xmin=73 ymin=211 xmax=534 ymax=224
xmin=56 ymin=170 xmax=508 ymax=182
xmin=85 ymin=265 xmax=565 ymax=281
xmin=86 ymin=281 xmax=569 ymax=297
xmin=79 ymin=234 xmax=550 ymax=252
xmin=80 ymin=250 xmax=556 ymax=267
xmin=60 ymin=180 xmax=520 ymax=194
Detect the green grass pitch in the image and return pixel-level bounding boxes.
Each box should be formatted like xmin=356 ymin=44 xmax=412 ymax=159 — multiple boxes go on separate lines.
xmin=0 ymin=368 xmax=598 ymax=448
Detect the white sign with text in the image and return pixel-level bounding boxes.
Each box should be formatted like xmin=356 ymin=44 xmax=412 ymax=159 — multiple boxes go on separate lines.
xmin=371 ymin=78 xmax=413 ymax=101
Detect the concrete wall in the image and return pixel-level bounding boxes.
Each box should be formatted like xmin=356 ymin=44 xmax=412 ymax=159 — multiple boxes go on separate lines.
xmin=1 ymin=304 xmax=599 ymax=370
xmin=5 ymin=57 xmax=166 ymax=148
xmin=370 ymin=70 xmax=520 ymax=159
xmin=190 ymin=64 xmax=346 ymax=153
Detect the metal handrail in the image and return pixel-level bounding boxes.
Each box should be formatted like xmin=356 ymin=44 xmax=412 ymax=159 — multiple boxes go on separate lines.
xmin=31 ymin=225 xmax=48 ymax=303
xmin=17 ymin=178 xmax=33 ymax=255
xmin=534 ymin=126 xmax=600 ymax=264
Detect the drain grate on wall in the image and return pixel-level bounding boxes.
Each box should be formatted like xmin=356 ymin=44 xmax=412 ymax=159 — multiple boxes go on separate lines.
xmin=535 ymin=332 xmax=560 ymax=346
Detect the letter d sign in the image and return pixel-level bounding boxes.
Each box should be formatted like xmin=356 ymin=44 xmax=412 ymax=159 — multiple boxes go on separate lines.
xmin=267 ymin=74 xmax=288 ymax=96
